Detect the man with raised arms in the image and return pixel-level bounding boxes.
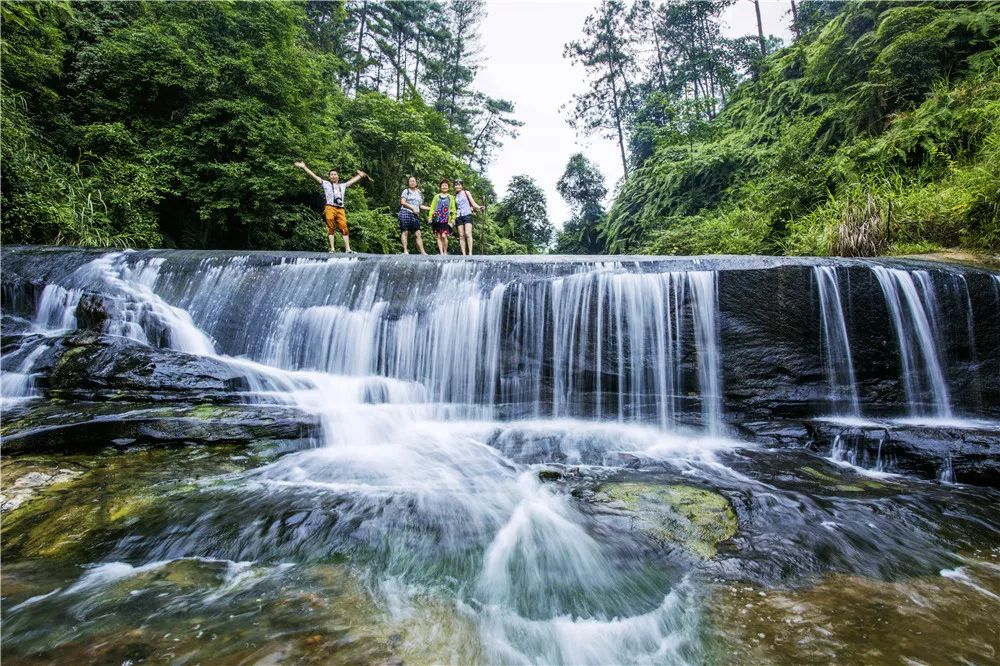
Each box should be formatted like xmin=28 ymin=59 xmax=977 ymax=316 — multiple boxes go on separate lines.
xmin=294 ymin=161 xmax=367 ymax=253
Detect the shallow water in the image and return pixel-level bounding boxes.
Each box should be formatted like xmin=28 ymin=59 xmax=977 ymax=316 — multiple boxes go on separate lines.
xmin=2 ymin=250 xmax=999 ymax=664
xmin=3 ymin=426 xmax=1000 ymax=664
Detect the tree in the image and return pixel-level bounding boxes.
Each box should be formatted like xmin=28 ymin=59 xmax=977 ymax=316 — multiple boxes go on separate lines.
xmin=494 ymin=175 xmax=553 ymax=252
xmin=553 ymin=154 xmax=607 ymax=254
xmin=751 ymin=0 xmax=767 ymax=56
xmin=564 ymin=0 xmax=637 ymax=176
xmin=467 ymin=94 xmax=523 ymax=170
xmin=1 ymin=0 xmax=525 ymax=253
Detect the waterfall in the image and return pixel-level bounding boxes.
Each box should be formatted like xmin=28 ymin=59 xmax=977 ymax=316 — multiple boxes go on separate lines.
xmin=829 ymin=432 xmax=890 ymax=473
xmin=871 ymin=266 xmax=953 ymax=418
xmin=91 ymin=255 xmax=727 ymax=431
xmin=814 ymin=266 xmax=860 ymax=416
xmin=688 ymin=271 xmax=723 ymax=433
xmin=3 ymin=247 xmax=1000 ymax=665
xmin=0 ymin=343 xmax=50 ymax=408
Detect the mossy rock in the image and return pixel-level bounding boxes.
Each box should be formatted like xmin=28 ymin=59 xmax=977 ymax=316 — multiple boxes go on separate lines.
xmin=801 ymin=466 xmax=872 ymax=492
xmin=599 ymin=482 xmax=738 ymax=558
xmin=537 ymin=468 xmax=563 ymax=482
xmin=801 ymin=466 xmax=839 ymax=484
xmin=0 ymin=446 xmax=260 ymax=561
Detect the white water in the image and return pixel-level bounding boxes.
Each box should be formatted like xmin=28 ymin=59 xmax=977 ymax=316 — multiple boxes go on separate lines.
xmin=814 ymin=266 xmax=860 ymax=416
xmin=871 ymin=267 xmax=953 ymax=418
xmin=3 ymin=251 xmax=997 ymax=663
xmin=1 ymin=253 xmax=730 ymax=662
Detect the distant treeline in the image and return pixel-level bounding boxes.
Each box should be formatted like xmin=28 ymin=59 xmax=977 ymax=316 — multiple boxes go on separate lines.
xmin=1 ymin=1 xmax=553 ymax=253
xmin=557 ymin=0 xmax=1000 ymax=256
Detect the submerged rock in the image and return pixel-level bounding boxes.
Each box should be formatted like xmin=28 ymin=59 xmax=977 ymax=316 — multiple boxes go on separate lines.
xmin=597 ymin=482 xmax=738 ymax=558
xmin=707 ymin=558 xmax=1000 ymax=665
xmin=0 ymin=557 xmax=400 ymax=666
xmin=0 ymin=445 xmax=288 ymax=561
xmin=0 ymin=463 xmax=85 ymax=513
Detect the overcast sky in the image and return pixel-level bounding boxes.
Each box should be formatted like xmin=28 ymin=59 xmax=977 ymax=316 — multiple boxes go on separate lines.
xmin=474 ymin=0 xmax=794 ymax=227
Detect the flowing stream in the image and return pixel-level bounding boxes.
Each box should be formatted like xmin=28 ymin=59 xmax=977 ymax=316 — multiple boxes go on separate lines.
xmin=2 ymin=249 xmax=999 ymax=664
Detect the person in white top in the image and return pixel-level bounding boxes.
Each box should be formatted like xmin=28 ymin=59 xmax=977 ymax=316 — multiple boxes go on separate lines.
xmin=294 ymin=161 xmax=367 ymax=253
xmin=453 ymin=178 xmax=484 ymax=256
xmin=399 ymin=176 xmax=429 ymax=254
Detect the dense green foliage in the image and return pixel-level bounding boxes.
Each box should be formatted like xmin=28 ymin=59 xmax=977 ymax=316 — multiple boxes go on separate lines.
xmin=492 ymin=175 xmax=553 ymax=252
xmin=1 ymin=0 xmax=528 ymax=253
xmin=592 ymin=0 xmax=1000 ymax=256
xmin=553 ymin=153 xmax=607 ymax=254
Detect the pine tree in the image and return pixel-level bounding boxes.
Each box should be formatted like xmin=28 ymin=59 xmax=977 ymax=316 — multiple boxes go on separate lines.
xmin=564 ymin=0 xmax=637 ymax=176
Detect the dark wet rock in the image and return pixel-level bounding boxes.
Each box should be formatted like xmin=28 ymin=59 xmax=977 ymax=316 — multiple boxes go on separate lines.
xmin=537 ymin=468 xmax=563 ymax=482
xmin=45 ymin=332 xmax=250 ymax=402
xmin=734 ymin=421 xmax=812 ymax=448
xmin=74 ymin=294 xmax=110 ymax=331
xmin=737 ymin=418 xmax=1000 ymax=488
xmin=717 ymin=264 xmax=1000 ymax=421
xmin=1 ymin=314 xmax=34 ymax=346
xmin=1 ymin=402 xmax=319 ymax=453
xmin=806 ymin=421 xmax=1000 ymax=487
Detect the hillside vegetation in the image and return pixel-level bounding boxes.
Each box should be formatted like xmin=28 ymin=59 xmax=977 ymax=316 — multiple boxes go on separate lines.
xmin=1 ymin=1 xmax=543 ymax=253
xmin=602 ymin=1 xmax=1000 ymax=256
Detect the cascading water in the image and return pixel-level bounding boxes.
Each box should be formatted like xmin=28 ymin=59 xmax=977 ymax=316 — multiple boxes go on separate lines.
xmin=1 ymin=251 xmax=727 ymax=663
xmin=814 ymin=266 xmax=860 ymax=416
xmin=3 ymin=248 xmax=1000 ymax=664
xmin=871 ymin=266 xmax=953 ymax=418
xmin=111 ymin=255 xmax=726 ymax=430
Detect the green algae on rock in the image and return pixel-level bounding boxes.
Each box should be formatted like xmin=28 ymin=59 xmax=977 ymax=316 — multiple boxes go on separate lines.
xmin=0 ymin=445 xmax=278 ymax=561
xmin=598 ymin=482 xmax=738 ymax=558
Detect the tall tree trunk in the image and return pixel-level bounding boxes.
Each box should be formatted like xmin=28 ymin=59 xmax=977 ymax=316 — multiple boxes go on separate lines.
xmin=653 ymin=29 xmax=667 ymax=90
xmin=413 ymin=31 xmax=420 ymax=90
xmin=790 ymin=0 xmax=800 ymax=39
xmin=610 ymin=39 xmax=635 ymax=110
xmin=470 ymin=114 xmax=494 ymax=166
xmin=708 ymin=69 xmax=717 ymax=118
xmin=354 ymin=0 xmax=369 ymax=92
xmin=450 ymin=32 xmax=463 ymax=120
xmin=753 ymin=0 xmax=767 ymax=56
xmin=608 ymin=74 xmax=629 ymax=177
xmin=396 ymin=28 xmax=403 ymax=99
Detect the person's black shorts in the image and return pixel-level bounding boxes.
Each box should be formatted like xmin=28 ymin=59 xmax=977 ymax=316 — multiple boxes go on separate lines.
xmin=398 ymin=208 xmax=420 ymax=231
xmin=456 ymin=214 xmax=473 ymax=227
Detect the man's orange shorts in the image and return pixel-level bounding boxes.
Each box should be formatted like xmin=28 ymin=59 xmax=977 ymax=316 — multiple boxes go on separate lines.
xmin=324 ymin=205 xmax=349 ymax=235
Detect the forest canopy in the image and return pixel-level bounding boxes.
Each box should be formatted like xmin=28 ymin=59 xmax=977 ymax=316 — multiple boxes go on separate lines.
xmin=561 ymin=0 xmax=1000 ymax=256
xmin=0 ymin=0 xmax=543 ymax=253
xmin=3 ymin=0 xmax=998 ymax=257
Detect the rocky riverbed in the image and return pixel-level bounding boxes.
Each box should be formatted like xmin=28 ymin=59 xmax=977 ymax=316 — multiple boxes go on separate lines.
xmin=2 ymin=246 xmax=999 ymax=663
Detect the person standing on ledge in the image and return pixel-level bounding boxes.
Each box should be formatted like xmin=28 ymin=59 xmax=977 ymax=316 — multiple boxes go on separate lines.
xmin=453 ymin=178 xmax=484 ymax=256
xmin=427 ymin=179 xmax=456 ymax=255
xmin=294 ymin=161 xmax=366 ymax=253
xmin=399 ymin=176 xmax=429 ymax=255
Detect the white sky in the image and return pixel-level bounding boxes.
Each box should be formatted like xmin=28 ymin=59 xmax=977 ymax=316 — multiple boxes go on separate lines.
xmin=475 ymin=0 xmax=794 ymax=227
